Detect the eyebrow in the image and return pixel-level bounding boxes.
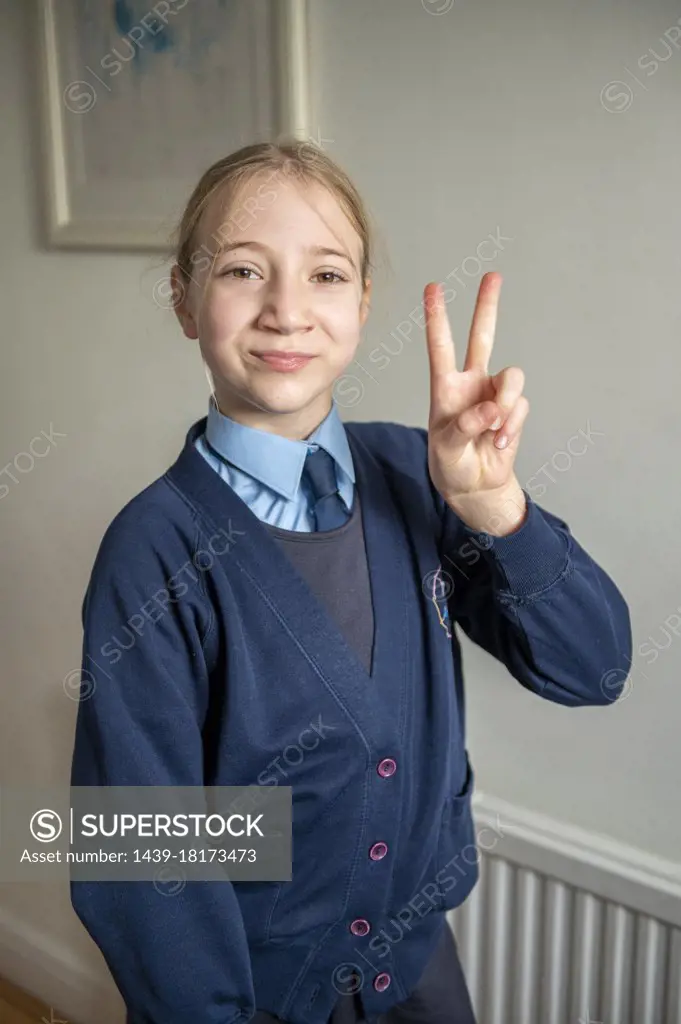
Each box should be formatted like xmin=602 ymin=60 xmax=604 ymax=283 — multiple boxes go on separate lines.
xmin=215 ymin=240 xmax=357 ymax=272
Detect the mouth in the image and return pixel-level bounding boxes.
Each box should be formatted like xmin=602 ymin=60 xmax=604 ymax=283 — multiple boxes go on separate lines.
xmin=251 ymin=350 xmax=317 ymax=372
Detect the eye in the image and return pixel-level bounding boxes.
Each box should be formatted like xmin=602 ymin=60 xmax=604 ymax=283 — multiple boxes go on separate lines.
xmin=219 ymin=265 xmax=260 ymax=280
xmin=314 ymin=270 xmax=348 ymax=284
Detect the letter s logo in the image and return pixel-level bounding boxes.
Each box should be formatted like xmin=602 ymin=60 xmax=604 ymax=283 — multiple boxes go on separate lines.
xmin=30 ymin=809 xmax=63 ymax=842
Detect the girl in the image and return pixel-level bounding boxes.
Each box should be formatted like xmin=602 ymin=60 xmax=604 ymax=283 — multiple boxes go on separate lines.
xmin=70 ymin=140 xmax=632 ymax=1024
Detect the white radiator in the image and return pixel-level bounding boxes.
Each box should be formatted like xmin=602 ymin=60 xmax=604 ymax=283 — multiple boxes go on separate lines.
xmin=448 ymin=794 xmax=681 ymax=1024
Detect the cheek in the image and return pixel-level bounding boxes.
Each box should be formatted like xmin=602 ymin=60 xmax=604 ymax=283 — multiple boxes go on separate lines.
xmin=320 ymin=299 xmax=363 ymax=345
xmin=199 ymin=289 xmax=247 ymax=339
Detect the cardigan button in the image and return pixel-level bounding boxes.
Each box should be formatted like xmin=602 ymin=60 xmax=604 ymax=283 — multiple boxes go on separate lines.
xmin=377 ymin=758 xmax=396 ymax=778
xmin=350 ymin=918 xmax=371 ymax=936
xmin=373 ymin=972 xmax=391 ymax=992
xmin=476 ymin=533 xmax=494 ymax=549
xmin=369 ymin=842 xmax=388 ymax=861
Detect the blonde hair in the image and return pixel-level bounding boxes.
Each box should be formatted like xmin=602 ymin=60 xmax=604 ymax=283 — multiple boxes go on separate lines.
xmin=171 ymin=138 xmax=375 ymax=294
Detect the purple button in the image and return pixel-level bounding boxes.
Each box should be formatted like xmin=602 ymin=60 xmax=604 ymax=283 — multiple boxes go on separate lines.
xmin=350 ymin=918 xmax=371 ymax=936
xmin=373 ymin=973 xmax=391 ymax=992
xmin=369 ymin=842 xmax=388 ymax=861
xmin=377 ymin=758 xmax=397 ymax=778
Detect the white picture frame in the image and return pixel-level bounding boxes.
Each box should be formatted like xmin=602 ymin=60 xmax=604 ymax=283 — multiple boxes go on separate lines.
xmin=37 ymin=0 xmax=310 ymax=251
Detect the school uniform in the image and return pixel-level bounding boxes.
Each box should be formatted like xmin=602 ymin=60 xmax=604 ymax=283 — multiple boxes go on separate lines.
xmin=70 ymin=397 xmax=632 ymax=1024
xmin=249 ymin=913 xmax=475 ymax=1024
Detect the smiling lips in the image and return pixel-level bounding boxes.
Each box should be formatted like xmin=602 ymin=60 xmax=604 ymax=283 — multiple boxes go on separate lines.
xmin=253 ymin=351 xmax=316 ymax=372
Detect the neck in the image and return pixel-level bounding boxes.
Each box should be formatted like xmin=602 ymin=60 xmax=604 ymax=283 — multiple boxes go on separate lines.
xmin=212 ymin=386 xmax=333 ymax=441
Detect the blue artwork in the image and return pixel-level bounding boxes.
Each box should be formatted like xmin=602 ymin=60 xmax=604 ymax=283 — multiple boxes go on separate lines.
xmin=113 ymin=1 xmax=175 ymax=55
xmin=63 ymin=0 xmax=273 ymax=188
xmin=75 ymin=0 xmax=234 ymax=78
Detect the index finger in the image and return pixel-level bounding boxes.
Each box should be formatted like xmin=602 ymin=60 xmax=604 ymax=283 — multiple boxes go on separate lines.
xmin=463 ymin=272 xmax=502 ymax=373
xmin=424 ymin=282 xmax=457 ymax=398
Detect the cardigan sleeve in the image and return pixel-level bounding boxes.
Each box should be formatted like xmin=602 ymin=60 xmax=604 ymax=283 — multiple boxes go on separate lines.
xmin=414 ymin=426 xmax=633 ymax=707
xmin=69 ymin=509 xmax=254 ymax=1024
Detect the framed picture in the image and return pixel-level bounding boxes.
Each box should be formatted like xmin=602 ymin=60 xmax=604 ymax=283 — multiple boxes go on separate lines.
xmin=37 ymin=0 xmax=311 ymax=251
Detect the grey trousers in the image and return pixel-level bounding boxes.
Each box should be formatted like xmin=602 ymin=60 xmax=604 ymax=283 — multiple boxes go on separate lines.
xmin=251 ymin=922 xmax=477 ymax=1024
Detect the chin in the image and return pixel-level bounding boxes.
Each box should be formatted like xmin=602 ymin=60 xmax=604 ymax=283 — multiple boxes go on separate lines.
xmin=243 ymin=380 xmax=331 ymax=417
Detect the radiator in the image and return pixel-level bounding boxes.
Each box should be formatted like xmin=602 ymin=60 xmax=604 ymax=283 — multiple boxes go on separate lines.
xmin=448 ymin=794 xmax=681 ymax=1024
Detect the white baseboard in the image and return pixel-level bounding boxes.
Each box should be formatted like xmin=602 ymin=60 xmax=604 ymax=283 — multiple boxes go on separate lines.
xmin=0 ymin=900 xmax=123 ymax=1024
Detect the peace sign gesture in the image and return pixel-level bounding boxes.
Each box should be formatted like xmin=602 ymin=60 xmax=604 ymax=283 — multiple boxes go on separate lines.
xmin=425 ymin=272 xmax=529 ymax=533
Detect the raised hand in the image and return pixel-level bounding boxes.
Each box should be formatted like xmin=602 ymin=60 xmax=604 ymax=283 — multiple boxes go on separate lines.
xmin=424 ymin=272 xmax=529 ymax=535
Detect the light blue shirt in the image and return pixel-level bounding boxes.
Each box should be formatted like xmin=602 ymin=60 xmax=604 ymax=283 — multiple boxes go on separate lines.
xmin=193 ymin=395 xmax=355 ymax=532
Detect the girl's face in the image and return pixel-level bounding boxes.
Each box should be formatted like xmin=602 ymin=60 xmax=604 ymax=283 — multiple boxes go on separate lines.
xmin=173 ymin=171 xmax=372 ymax=439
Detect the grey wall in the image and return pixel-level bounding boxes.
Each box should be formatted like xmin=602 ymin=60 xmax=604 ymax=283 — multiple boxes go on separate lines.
xmin=1 ymin=0 xmax=679 ymax=995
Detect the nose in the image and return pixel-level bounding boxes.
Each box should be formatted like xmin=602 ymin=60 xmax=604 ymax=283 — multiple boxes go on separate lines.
xmin=257 ymin=276 xmax=313 ymax=336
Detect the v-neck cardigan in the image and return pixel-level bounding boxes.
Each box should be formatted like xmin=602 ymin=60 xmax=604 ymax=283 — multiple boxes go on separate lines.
xmin=69 ymin=416 xmax=632 ymax=1024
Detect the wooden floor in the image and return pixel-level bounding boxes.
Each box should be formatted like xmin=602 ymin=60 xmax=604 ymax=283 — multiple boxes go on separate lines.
xmin=0 ymin=975 xmax=72 ymax=1024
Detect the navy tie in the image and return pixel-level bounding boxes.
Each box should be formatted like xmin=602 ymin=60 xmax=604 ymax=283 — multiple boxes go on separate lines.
xmin=303 ymin=447 xmax=349 ymax=531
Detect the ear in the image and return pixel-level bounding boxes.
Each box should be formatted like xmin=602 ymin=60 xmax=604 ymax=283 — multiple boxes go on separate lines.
xmin=359 ymin=277 xmax=372 ymax=327
xmin=170 ymin=264 xmax=199 ymax=340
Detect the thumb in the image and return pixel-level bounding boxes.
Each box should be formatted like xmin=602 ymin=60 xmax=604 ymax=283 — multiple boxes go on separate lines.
xmin=441 ymin=400 xmax=501 ymax=454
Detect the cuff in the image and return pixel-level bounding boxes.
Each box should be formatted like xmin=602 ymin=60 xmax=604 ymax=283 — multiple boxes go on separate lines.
xmin=457 ymin=490 xmax=571 ymax=597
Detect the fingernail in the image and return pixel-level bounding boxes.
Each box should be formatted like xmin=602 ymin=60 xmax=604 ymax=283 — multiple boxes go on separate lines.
xmin=490 ymin=416 xmax=502 ymax=430
xmin=495 ymin=435 xmax=509 ymax=449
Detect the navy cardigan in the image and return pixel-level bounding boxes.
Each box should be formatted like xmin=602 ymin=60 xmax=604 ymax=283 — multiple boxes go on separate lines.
xmin=70 ymin=417 xmax=632 ymax=1024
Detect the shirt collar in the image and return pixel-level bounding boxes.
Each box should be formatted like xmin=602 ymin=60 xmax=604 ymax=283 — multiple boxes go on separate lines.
xmin=203 ymin=394 xmax=356 ymax=502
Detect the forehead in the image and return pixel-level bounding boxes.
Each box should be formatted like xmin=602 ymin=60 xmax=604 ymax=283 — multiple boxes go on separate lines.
xmin=198 ymin=171 xmax=362 ymax=264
